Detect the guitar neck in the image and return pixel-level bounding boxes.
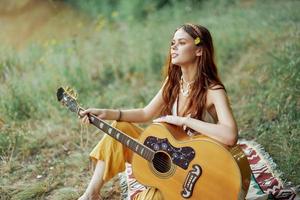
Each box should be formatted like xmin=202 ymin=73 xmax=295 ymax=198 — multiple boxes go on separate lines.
xmin=79 ymin=110 xmax=154 ymax=161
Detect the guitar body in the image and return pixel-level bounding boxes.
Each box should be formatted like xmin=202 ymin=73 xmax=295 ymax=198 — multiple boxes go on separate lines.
xmin=56 ymin=88 xmax=251 ymax=199
xmin=56 ymin=87 xmax=251 ymax=199
xmin=132 ymin=123 xmax=251 ymax=200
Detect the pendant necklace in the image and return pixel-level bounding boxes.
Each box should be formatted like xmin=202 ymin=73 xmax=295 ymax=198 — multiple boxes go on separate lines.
xmin=180 ymin=76 xmax=195 ymax=97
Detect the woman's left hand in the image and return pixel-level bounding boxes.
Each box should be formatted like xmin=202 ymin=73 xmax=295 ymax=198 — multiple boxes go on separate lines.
xmin=153 ymin=115 xmax=186 ymax=127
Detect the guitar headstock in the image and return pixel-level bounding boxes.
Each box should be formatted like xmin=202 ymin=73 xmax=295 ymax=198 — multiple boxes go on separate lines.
xmin=57 ymin=87 xmax=79 ymax=113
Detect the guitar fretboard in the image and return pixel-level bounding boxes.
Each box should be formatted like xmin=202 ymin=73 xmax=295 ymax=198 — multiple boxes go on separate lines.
xmin=88 ymin=114 xmax=155 ymax=161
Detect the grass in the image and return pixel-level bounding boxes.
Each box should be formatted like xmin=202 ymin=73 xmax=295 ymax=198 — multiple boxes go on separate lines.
xmin=0 ymin=0 xmax=299 ymax=199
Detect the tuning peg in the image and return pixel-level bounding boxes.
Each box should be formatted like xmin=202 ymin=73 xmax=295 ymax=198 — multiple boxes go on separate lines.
xmin=65 ymin=86 xmax=78 ymax=99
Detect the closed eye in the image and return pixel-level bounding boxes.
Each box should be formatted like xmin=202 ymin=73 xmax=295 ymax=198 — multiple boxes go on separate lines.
xmin=171 ymin=38 xmax=188 ymax=46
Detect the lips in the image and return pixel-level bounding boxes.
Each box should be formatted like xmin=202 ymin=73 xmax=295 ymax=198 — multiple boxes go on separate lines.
xmin=171 ymin=53 xmax=178 ymax=58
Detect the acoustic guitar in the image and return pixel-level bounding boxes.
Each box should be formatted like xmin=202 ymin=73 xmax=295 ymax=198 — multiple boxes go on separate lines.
xmin=57 ymin=87 xmax=251 ymax=200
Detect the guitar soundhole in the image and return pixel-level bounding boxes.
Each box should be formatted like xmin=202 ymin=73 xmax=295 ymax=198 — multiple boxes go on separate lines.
xmin=152 ymin=151 xmax=171 ymax=173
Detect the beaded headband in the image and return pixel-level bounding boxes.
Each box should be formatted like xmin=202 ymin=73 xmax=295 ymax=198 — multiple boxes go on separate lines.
xmin=186 ymin=23 xmax=201 ymax=36
xmin=186 ymin=23 xmax=202 ymax=45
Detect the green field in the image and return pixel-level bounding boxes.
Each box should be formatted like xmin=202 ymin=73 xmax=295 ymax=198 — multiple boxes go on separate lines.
xmin=0 ymin=0 xmax=299 ymax=199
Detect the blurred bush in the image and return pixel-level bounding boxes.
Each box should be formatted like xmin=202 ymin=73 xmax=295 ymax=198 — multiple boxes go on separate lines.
xmin=63 ymin=0 xmax=204 ymax=21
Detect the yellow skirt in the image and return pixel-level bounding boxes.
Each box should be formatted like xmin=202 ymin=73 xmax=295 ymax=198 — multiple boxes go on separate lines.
xmin=90 ymin=121 xmax=163 ymax=200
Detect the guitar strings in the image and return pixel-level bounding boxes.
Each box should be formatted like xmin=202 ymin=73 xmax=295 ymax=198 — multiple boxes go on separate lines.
xmin=108 ymin=127 xmax=175 ymax=169
xmin=131 ymin=146 xmax=173 ymax=169
xmin=78 ymin=103 xmax=179 ymax=170
xmin=99 ymin=122 xmax=177 ymax=170
xmin=150 ymin=153 xmax=174 ymax=171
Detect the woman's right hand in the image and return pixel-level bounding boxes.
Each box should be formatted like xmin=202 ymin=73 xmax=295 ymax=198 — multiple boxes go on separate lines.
xmin=79 ymin=108 xmax=108 ymax=124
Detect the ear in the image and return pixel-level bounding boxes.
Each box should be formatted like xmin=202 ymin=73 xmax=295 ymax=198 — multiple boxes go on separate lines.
xmin=195 ymin=48 xmax=202 ymax=57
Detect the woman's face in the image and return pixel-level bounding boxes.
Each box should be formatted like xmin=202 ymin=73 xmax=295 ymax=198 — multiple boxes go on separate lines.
xmin=171 ymin=28 xmax=199 ymax=66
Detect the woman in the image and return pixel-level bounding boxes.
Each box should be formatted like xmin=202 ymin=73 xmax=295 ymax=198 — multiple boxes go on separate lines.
xmin=78 ymin=23 xmax=238 ymax=200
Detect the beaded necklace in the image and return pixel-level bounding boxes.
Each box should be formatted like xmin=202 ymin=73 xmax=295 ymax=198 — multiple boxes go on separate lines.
xmin=180 ymin=75 xmax=195 ymax=97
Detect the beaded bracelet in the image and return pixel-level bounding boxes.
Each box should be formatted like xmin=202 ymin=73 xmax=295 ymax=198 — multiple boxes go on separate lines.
xmin=117 ymin=109 xmax=122 ymax=121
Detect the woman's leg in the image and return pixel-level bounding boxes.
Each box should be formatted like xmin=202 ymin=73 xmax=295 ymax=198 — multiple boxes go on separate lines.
xmin=78 ymin=121 xmax=143 ymax=200
xmin=78 ymin=160 xmax=105 ymax=200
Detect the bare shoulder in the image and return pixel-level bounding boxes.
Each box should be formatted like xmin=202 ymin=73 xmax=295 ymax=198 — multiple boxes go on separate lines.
xmin=207 ymin=84 xmax=236 ymax=129
xmin=206 ymin=84 xmax=228 ymax=105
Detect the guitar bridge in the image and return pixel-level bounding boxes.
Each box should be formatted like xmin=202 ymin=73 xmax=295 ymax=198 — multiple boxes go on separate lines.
xmin=181 ymin=164 xmax=202 ymax=198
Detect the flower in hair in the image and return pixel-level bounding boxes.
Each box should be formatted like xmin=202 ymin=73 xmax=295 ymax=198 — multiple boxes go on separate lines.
xmin=194 ymin=37 xmax=201 ymax=45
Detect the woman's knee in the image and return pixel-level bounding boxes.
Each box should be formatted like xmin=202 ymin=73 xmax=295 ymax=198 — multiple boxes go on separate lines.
xmin=110 ymin=121 xmax=142 ymax=139
xmin=111 ymin=121 xmax=134 ymax=131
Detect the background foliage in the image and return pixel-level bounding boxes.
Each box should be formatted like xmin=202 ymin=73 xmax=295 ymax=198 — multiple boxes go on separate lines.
xmin=0 ymin=0 xmax=299 ymax=199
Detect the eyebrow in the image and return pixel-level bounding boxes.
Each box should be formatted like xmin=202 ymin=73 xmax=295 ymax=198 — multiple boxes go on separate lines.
xmin=172 ymin=38 xmax=188 ymax=41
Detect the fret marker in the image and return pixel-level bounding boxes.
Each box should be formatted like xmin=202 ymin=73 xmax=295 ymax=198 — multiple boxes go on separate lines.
xmin=108 ymin=128 xmax=112 ymax=134
xmin=126 ymin=140 xmax=130 ymax=146
xmin=141 ymin=148 xmax=144 ymax=155
xmin=90 ymin=117 xmax=94 ymax=122
xmin=100 ymin=122 xmax=104 ymax=129
xmin=135 ymin=145 xmax=139 ymax=151
xmin=116 ymin=132 xmax=120 ymax=139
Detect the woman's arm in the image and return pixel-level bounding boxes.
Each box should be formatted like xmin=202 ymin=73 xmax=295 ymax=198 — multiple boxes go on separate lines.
xmin=80 ymin=86 xmax=164 ymax=123
xmin=154 ymin=88 xmax=238 ymax=146
xmin=116 ymin=87 xmax=165 ymax=123
xmin=184 ymin=88 xmax=238 ymax=145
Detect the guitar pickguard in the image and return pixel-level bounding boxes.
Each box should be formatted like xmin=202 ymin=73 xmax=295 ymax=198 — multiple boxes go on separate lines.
xmin=144 ymin=136 xmax=195 ymax=169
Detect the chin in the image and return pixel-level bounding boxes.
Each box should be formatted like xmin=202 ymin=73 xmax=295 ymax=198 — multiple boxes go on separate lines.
xmin=171 ymin=59 xmax=181 ymax=65
xmin=171 ymin=61 xmax=177 ymax=65
xmin=172 ymin=61 xmax=186 ymax=67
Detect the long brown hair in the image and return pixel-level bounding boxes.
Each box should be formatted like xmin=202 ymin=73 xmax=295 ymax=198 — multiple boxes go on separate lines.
xmin=161 ymin=23 xmax=226 ymax=120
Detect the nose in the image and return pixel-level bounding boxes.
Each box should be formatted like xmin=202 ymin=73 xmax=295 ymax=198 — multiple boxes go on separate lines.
xmin=171 ymin=43 xmax=178 ymax=50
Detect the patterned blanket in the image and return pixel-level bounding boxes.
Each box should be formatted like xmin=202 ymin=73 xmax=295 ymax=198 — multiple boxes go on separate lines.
xmin=119 ymin=140 xmax=299 ymax=200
